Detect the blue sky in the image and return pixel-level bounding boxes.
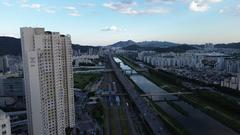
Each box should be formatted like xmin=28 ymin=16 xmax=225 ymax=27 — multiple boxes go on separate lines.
xmin=0 ymin=0 xmax=240 ymax=46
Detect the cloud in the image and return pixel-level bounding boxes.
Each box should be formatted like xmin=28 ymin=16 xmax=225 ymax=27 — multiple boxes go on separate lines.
xmin=219 ymin=9 xmax=225 ymax=13
xmin=65 ymin=6 xmax=80 ymax=16
xmin=20 ymin=0 xmax=28 ymax=3
xmin=103 ymin=1 xmax=137 ymax=11
xmin=30 ymin=3 xmax=41 ymax=9
xmin=21 ymin=3 xmax=42 ymax=12
xmin=101 ymin=26 xmax=124 ymax=32
xmin=103 ymin=1 xmax=170 ymax=15
xmin=144 ymin=7 xmax=170 ymax=14
xmin=103 ymin=1 xmax=138 ymax=15
xmin=65 ymin=6 xmax=76 ymax=10
xmin=44 ymin=7 xmax=56 ymax=14
xmin=189 ymin=1 xmax=208 ymax=12
xmin=20 ymin=0 xmax=57 ymax=14
xmin=236 ymin=4 xmax=240 ymax=14
xmin=207 ymin=0 xmax=222 ymax=3
xmin=146 ymin=0 xmax=176 ymax=3
xmin=68 ymin=12 xmax=80 ymax=16
xmin=189 ymin=0 xmax=222 ymax=12
xmin=79 ymin=3 xmax=95 ymax=8
xmin=21 ymin=3 xmax=41 ymax=9
xmin=2 ymin=1 xmax=12 ymax=7
xmin=219 ymin=4 xmax=240 ymax=16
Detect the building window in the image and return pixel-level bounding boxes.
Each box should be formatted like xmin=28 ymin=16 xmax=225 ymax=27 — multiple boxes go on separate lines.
xmin=2 ymin=124 xmax=6 ymax=128
xmin=2 ymin=131 xmax=6 ymax=135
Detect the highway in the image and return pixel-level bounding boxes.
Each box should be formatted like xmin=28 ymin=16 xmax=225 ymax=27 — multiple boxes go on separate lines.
xmin=11 ymin=120 xmax=27 ymax=128
xmin=100 ymin=64 xmax=141 ymax=135
xmin=140 ymin=92 xmax=193 ymax=97
xmin=7 ymin=111 xmax=26 ymax=116
xmin=109 ymin=55 xmax=170 ymax=135
xmin=74 ymin=69 xmax=113 ymax=73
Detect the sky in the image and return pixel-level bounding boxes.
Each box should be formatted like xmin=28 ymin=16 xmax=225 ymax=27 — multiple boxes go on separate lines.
xmin=0 ymin=0 xmax=240 ymax=46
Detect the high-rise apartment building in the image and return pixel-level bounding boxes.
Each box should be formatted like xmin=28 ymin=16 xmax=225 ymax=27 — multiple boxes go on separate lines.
xmin=20 ymin=27 xmax=75 ymax=135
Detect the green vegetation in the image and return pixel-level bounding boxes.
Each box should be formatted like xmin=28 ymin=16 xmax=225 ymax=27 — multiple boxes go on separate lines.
xmin=122 ymin=44 xmax=197 ymax=53
xmin=145 ymin=66 xmax=240 ymax=132
xmin=0 ymin=37 xmax=21 ymax=56
xmin=121 ymin=56 xmax=240 ymax=133
xmin=149 ymin=100 xmax=189 ymax=135
xmin=147 ymin=67 xmax=240 ymax=133
xmin=215 ymin=42 xmax=240 ymax=49
xmin=118 ymin=57 xmax=189 ymax=135
xmin=103 ymin=103 xmax=109 ymax=135
xmin=128 ymin=78 xmax=145 ymax=94
xmin=65 ymin=127 xmax=73 ymax=135
xmin=118 ymin=104 xmax=131 ymax=135
xmin=91 ymin=103 xmax=105 ymax=127
xmin=74 ymin=73 xmax=101 ymax=89
xmin=118 ymin=56 xmax=140 ymax=69
xmin=231 ymin=53 xmax=240 ymax=59
xmin=166 ymin=100 xmax=189 ymax=117
xmin=110 ymin=108 xmax=118 ymax=135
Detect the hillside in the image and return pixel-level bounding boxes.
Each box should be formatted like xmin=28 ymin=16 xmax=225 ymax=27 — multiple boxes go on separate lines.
xmin=0 ymin=36 xmax=21 ymax=56
xmin=109 ymin=40 xmax=180 ymax=48
xmin=215 ymin=43 xmax=240 ymax=49
xmin=156 ymin=45 xmax=197 ymax=53
xmin=138 ymin=41 xmax=179 ymax=48
xmin=0 ymin=37 xmax=98 ymax=56
xmin=123 ymin=44 xmax=197 ymax=53
xmin=72 ymin=44 xmax=100 ymax=53
xmin=1 ymin=36 xmax=239 ymax=56
xmin=110 ymin=40 xmax=136 ymax=48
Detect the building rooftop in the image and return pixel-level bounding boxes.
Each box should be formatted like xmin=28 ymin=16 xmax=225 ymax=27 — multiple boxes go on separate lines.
xmin=0 ymin=109 xmax=8 ymax=120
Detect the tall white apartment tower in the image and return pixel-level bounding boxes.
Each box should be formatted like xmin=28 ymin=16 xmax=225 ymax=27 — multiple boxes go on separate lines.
xmin=20 ymin=27 xmax=75 ymax=135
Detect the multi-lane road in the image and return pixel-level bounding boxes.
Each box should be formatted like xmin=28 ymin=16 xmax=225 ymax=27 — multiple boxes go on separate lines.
xmin=100 ymin=67 xmax=139 ymax=135
xmin=109 ymin=55 xmax=170 ymax=135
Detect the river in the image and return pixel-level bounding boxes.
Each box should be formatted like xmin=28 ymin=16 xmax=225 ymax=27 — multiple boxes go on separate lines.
xmin=114 ymin=57 xmax=238 ymax=135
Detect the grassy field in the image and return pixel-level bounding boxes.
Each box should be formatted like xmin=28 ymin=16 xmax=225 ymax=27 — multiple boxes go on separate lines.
xmin=74 ymin=73 xmax=101 ymax=89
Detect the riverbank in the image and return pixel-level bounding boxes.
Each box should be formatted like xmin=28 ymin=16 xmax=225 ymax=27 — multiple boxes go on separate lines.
xmin=118 ymin=56 xmax=189 ymax=135
xmin=120 ymin=56 xmax=240 ymax=134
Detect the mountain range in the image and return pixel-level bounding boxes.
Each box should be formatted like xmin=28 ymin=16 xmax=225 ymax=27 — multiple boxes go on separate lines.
xmin=109 ymin=40 xmax=181 ymax=48
xmin=122 ymin=44 xmax=198 ymax=53
xmin=0 ymin=36 xmax=99 ymax=56
xmin=0 ymin=36 xmax=21 ymax=56
xmin=109 ymin=40 xmax=240 ymax=53
xmin=0 ymin=36 xmax=240 ymax=56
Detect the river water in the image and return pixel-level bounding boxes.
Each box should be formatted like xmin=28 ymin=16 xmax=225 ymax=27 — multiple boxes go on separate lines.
xmin=114 ymin=57 xmax=238 ymax=135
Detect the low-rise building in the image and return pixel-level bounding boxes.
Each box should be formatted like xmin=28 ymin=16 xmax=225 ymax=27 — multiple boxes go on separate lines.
xmin=0 ymin=55 xmax=22 ymax=74
xmin=0 ymin=110 xmax=11 ymax=135
xmin=221 ymin=74 xmax=240 ymax=91
xmin=137 ymin=50 xmax=240 ymax=91
xmin=73 ymin=54 xmax=100 ymax=66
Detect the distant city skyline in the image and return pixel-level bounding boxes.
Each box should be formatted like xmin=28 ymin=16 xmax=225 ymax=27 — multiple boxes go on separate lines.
xmin=0 ymin=0 xmax=240 ymax=46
